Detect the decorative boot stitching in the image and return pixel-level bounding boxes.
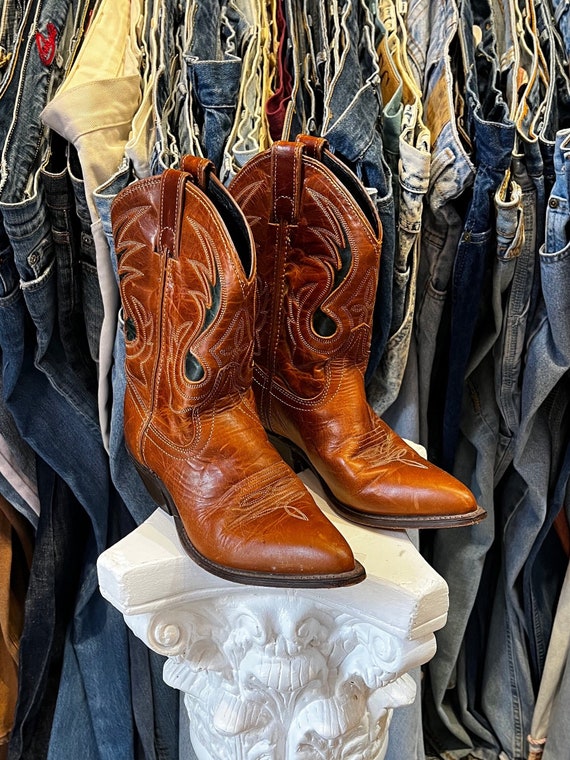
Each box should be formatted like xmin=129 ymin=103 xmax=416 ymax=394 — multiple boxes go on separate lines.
xmin=221 ymin=467 xmax=310 ymax=529
xmin=356 ymin=427 xmax=428 ymax=469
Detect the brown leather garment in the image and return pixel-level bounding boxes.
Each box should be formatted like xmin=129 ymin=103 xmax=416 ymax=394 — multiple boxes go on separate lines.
xmin=230 ymin=136 xmax=486 ymax=529
xmin=111 ymin=158 xmax=365 ymax=586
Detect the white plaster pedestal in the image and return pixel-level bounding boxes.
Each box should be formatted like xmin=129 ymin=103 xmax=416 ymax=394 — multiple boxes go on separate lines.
xmin=97 ymin=469 xmax=449 ymax=760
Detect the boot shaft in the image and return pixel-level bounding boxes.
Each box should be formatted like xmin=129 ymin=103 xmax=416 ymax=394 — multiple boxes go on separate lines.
xmin=229 ymin=136 xmax=382 ymax=416
xmin=111 ymin=161 xmax=256 ymax=453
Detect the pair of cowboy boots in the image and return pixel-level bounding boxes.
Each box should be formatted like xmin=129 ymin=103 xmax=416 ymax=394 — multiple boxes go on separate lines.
xmin=110 ymin=136 xmax=485 ymax=588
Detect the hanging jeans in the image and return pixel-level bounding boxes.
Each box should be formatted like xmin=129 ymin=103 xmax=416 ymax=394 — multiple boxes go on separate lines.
xmin=40 ymin=141 xmax=98 ymax=396
xmin=0 ymin=8 xmax=136 ymax=744
xmin=486 ymin=129 xmax=570 ymax=758
xmin=0 ymin=189 xmax=134 ymax=760
xmin=414 ymin=0 xmax=474 ymax=448
xmin=320 ymin=0 xmax=395 ymax=383
xmin=368 ymin=124 xmax=430 ymax=415
xmin=184 ymin=0 xmax=243 ymax=172
xmin=423 ymin=1 xmax=518 ymax=752
xmin=494 ymin=142 xmax=543 ymax=482
xmin=8 ymin=458 xmax=90 ymax=760
xmin=151 ymin=0 xmax=187 ymax=173
xmin=529 ymin=476 xmax=570 ymax=760
xmin=440 ymin=20 xmax=514 ymax=471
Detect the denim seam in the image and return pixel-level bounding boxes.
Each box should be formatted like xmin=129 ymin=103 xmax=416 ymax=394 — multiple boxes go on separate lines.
xmin=506 ymin=615 xmax=525 ymax=759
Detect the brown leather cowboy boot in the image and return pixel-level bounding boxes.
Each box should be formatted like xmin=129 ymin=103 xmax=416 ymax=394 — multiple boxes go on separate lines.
xmin=230 ymin=135 xmax=486 ymax=529
xmin=110 ymin=156 xmax=365 ymax=586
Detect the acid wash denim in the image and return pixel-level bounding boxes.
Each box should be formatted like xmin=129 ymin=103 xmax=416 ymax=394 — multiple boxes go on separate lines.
xmin=184 ymin=0 xmax=243 ymax=173
xmin=321 ymin=0 xmax=395 ymax=384
xmin=371 ymin=3 xmax=429 ymax=757
xmin=368 ymin=0 xmax=431 ymax=420
xmin=373 ymin=15 xmax=403 ymax=218
xmin=404 ymin=0 xmax=430 ymax=88
xmin=367 ymin=122 xmax=430 ymax=416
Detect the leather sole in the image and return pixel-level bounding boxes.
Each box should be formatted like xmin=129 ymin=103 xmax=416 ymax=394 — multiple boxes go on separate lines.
xmin=131 ymin=456 xmax=366 ymax=588
xmin=268 ymin=433 xmax=487 ymax=530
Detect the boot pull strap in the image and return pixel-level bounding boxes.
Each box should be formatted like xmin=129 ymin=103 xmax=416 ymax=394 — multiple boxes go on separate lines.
xmin=296 ymin=134 xmax=328 ymax=159
xmin=270 ymin=141 xmax=304 ymax=223
xmin=159 ymin=168 xmax=188 ymax=258
xmin=179 ymin=155 xmax=215 ymax=191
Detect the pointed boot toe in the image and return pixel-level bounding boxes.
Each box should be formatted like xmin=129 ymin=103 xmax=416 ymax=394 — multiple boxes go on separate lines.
xmin=329 ymin=437 xmax=487 ymax=529
xmin=194 ymin=459 xmax=362 ymax=582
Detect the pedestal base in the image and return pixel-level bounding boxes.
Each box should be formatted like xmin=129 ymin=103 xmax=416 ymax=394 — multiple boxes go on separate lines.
xmin=98 ymin=470 xmax=448 ymax=760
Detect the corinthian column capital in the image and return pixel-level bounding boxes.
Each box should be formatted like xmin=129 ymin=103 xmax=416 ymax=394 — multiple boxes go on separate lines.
xmin=98 ymin=468 xmax=448 ymax=760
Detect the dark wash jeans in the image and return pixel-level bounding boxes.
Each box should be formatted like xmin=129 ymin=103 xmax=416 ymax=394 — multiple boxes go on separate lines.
xmin=0 ymin=184 xmax=134 ymax=760
xmin=8 ymin=456 xmax=91 ymax=760
xmin=437 ymin=2 xmax=514 ymax=472
xmin=40 ymin=139 xmax=98 ymax=394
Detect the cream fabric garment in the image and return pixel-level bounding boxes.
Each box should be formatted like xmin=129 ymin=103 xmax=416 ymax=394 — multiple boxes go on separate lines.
xmin=41 ymin=0 xmax=144 ymax=447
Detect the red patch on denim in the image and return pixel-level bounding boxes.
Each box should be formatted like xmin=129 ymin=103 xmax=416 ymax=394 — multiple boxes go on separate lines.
xmin=35 ymin=23 xmax=58 ymax=66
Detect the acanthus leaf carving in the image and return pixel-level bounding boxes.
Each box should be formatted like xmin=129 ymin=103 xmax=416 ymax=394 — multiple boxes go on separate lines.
xmin=144 ymin=595 xmax=415 ymax=759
